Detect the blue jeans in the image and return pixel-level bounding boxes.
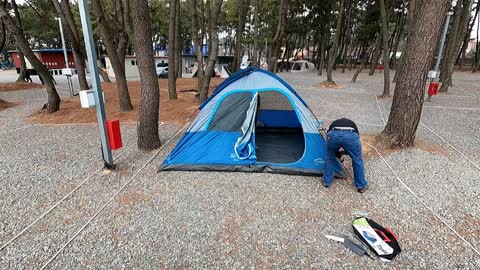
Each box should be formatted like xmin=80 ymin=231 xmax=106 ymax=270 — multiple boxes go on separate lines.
xmin=323 ymin=130 xmax=368 ymax=189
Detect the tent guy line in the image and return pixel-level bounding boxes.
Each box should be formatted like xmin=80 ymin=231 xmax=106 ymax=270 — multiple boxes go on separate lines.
xmin=362 ymin=140 xmax=480 ymax=257
xmin=420 ymin=121 xmax=480 ymax=172
xmin=39 ymin=112 xmax=196 ymax=269
xmin=0 ymin=124 xmax=33 ymax=137
xmin=453 ymin=83 xmax=478 ymax=98
xmin=0 ymin=122 xmax=164 ymax=252
xmin=0 ymin=148 xmax=129 ymax=252
xmin=375 ymin=96 xmax=386 ymax=125
xmin=375 ymin=96 xmax=479 ymax=171
xmin=423 ymin=105 xmax=480 ymax=111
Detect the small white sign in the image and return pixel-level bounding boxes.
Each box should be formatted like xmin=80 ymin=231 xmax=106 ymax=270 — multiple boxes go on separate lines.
xmin=427 ymin=70 xmax=437 ymax=79
xmin=79 ymin=90 xmax=95 ymax=108
xmin=62 ymin=68 xmax=74 ymax=76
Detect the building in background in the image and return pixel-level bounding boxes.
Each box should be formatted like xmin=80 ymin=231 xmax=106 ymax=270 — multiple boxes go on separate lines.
xmin=8 ymin=49 xmax=76 ymax=75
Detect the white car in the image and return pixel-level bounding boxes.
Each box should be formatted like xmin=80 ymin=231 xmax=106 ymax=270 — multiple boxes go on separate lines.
xmin=156 ymin=63 xmax=168 ymax=78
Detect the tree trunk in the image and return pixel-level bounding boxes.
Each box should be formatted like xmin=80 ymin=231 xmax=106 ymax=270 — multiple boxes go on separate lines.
xmin=199 ymin=0 xmax=223 ymax=102
xmin=390 ymin=11 xmax=405 ymax=69
xmin=11 ymin=0 xmax=27 ymax=82
xmin=0 ymin=5 xmax=60 ymax=113
xmin=129 ymin=0 xmax=161 ymax=150
xmin=92 ymin=0 xmax=133 ymax=112
xmin=318 ymin=34 xmax=325 ymax=76
xmin=252 ymin=0 xmax=259 ymax=66
xmin=52 ymin=0 xmax=91 ymax=89
xmin=72 ymin=48 xmax=89 ymax=90
xmin=379 ymin=0 xmax=391 ymax=97
xmin=176 ymin=0 xmax=182 ymax=78
xmin=16 ymin=50 xmax=27 ymax=82
xmin=381 ymin=0 xmax=448 ymax=148
xmin=268 ymin=0 xmax=286 ymax=73
xmin=190 ymin=0 xmax=205 ymax=99
xmin=352 ymin=45 xmax=373 ymax=82
xmin=347 ymin=45 xmax=358 ymax=70
xmin=393 ymin=0 xmax=416 ymax=83
xmin=368 ymin=34 xmax=382 ymax=76
xmin=233 ymin=0 xmax=249 ymax=72
xmin=439 ymin=0 xmax=472 ymax=92
xmin=0 ymin=22 xmax=5 ymax=52
xmin=325 ymin=0 xmax=345 ymax=84
xmin=168 ymin=0 xmax=178 ymax=99
xmin=98 ymin=65 xmax=111 ymax=83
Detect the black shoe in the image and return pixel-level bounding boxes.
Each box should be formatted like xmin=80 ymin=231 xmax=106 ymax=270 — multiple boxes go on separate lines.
xmin=357 ymin=184 xmax=368 ymax=193
xmin=322 ymin=181 xmax=331 ymax=188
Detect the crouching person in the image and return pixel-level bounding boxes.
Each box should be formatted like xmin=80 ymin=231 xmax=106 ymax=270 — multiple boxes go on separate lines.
xmin=322 ymin=118 xmax=368 ymax=193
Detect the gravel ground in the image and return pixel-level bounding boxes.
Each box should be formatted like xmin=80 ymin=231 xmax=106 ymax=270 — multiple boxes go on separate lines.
xmin=1 ymin=70 xmax=479 ymax=269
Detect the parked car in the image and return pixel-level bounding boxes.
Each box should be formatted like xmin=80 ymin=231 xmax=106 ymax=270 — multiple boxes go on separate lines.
xmin=156 ymin=62 xmax=168 ymax=78
xmin=158 ymin=67 xmax=168 ymax=79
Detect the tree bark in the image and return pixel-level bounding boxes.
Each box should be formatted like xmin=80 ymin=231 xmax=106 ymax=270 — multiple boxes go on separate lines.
xmin=318 ymin=33 xmax=326 ymax=76
xmin=176 ymin=0 xmax=182 ymax=78
xmin=233 ymin=0 xmax=249 ymax=72
xmin=11 ymin=0 xmax=27 ymax=82
xmin=168 ymin=0 xmax=178 ymax=99
xmin=390 ymin=10 xmax=405 ymax=69
xmin=92 ymin=0 xmax=133 ymax=112
xmin=439 ymin=0 xmax=472 ymax=92
xmin=325 ymin=0 xmax=345 ymax=83
xmin=128 ymin=0 xmax=161 ymax=150
xmin=0 ymin=21 xmax=5 ymax=52
xmin=0 ymin=4 xmax=60 ymax=113
xmin=368 ymin=33 xmax=382 ymax=76
xmin=352 ymin=45 xmax=373 ymax=82
xmin=394 ymin=0 xmax=417 ymax=83
xmin=199 ymin=0 xmax=224 ymax=102
xmin=381 ymin=0 xmax=448 ymax=148
xmin=252 ymin=0 xmax=259 ymax=66
xmin=190 ymin=0 xmax=205 ymax=98
xmin=268 ymin=0 xmax=286 ymax=73
xmin=379 ymin=0 xmax=391 ymax=97
xmin=51 ymin=0 xmax=89 ymax=90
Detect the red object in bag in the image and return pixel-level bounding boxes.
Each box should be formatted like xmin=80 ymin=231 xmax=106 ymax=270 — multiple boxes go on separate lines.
xmin=106 ymin=119 xmax=123 ymax=150
xmin=428 ymin=82 xmax=440 ymax=96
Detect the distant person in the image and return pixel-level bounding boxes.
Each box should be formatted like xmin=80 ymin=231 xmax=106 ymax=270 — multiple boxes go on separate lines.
xmin=322 ymin=118 xmax=368 ymax=193
xmin=24 ymin=70 xmax=33 ymax=83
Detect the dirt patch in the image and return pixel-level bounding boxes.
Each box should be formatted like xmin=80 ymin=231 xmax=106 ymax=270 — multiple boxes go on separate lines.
xmin=27 ymin=78 xmax=224 ymax=125
xmin=361 ymin=133 xmax=450 ymax=159
xmin=319 ymin=80 xmax=344 ymax=89
xmin=114 ymin=190 xmax=152 ymax=216
xmin=0 ymin=99 xmax=15 ymax=111
xmin=0 ymin=82 xmax=43 ymax=92
xmin=377 ymin=95 xmax=393 ymax=100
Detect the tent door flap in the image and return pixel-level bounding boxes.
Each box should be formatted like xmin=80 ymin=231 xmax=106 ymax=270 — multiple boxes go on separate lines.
xmin=234 ymin=92 xmax=258 ymax=160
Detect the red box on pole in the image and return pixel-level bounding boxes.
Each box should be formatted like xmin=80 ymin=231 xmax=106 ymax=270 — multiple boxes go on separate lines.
xmin=106 ymin=119 xmax=123 ymax=150
xmin=428 ymin=82 xmax=440 ymax=96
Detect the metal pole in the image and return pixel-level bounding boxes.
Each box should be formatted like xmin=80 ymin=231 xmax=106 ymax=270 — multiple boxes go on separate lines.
xmin=56 ymin=18 xmax=69 ymax=69
xmin=56 ymin=17 xmax=74 ymax=97
xmin=78 ymin=0 xmax=114 ymax=169
xmin=433 ymin=13 xmax=452 ymax=76
xmin=427 ymin=0 xmax=457 ymax=102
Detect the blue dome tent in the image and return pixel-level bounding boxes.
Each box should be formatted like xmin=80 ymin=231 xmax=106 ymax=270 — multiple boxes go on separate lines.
xmin=161 ymin=68 xmax=345 ymax=176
